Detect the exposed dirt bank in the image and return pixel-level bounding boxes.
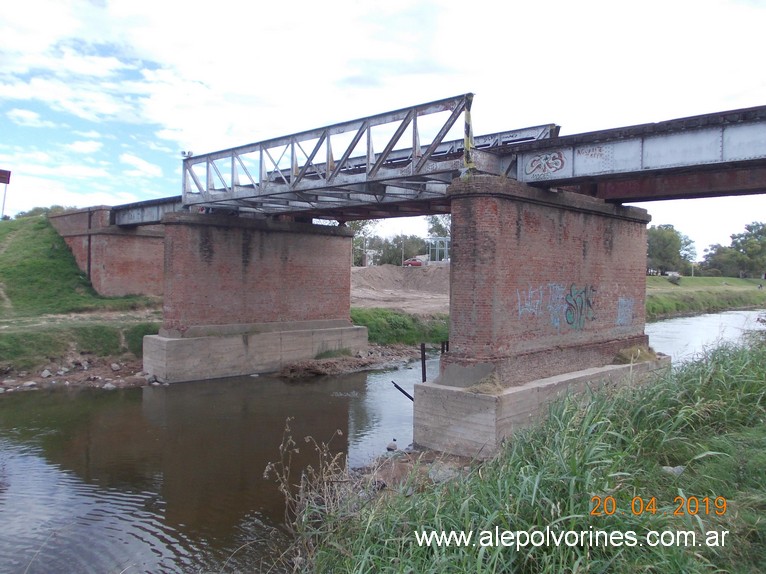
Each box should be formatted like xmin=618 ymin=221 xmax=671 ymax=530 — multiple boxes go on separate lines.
xmin=351 ymin=264 xmax=449 ymax=316
xmin=277 ymin=344 xmax=421 ymax=378
xmin=1 ymin=354 xmax=149 ymax=394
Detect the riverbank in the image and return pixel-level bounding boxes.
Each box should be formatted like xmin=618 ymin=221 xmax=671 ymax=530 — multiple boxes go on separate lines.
xmin=277 ymin=339 xmax=766 ymax=573
xmin=2 ymin=289 xmax=763 ymax=390
xmin=645 ymin=276 xmax=766 ymax=321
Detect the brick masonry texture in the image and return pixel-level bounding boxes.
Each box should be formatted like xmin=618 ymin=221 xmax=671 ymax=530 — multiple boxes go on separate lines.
xmin=161 ymin=213 xmax=355 ymax=335
xmin=49 ymin=208 xmax=164 ymax=296
xmin=442 ymin=174 xmax=651 ymax=387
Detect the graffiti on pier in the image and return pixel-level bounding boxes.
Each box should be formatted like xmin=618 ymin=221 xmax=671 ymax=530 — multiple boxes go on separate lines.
xmin=516 ymin=281 xmax=598 ymax=330
xmin=524 ymin=151 xmax=565 ymax=176
xmin=546 ymin=282 xmax=567 ymax=329
xmin=616 ymin=297 xmax=635 ymax=326
xmin=565 ymin=284 xmax=596 ymax=330
xmin=517 ymin=285 xmax=544 ymax=317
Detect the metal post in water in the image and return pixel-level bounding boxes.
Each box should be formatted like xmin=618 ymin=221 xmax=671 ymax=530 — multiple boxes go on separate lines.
xmin=391 ymin=380 xmax=414 ymax=402
xmin=420 ymin=342 xmax=426 ymax=382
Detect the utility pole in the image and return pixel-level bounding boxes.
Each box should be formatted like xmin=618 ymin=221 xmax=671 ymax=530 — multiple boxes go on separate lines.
xmin=0 ymin=170 xmax=10 ymax=220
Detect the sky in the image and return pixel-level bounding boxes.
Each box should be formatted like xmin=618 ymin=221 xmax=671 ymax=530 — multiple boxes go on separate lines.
xmin=1 ymin=0 xmax=765 ymax=257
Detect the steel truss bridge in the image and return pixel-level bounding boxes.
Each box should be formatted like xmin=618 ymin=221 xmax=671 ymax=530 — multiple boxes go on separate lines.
xmin=113 ymin=94 xmax=766 ymax=225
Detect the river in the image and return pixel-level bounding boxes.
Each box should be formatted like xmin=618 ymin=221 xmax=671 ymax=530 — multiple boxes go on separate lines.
xmin=0 ymin=309 xmax=763 ymax=573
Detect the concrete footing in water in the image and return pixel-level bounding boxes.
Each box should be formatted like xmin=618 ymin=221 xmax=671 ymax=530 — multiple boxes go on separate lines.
xmin=413 ymin=356 xmax=671 ymax=458
xmin=143 ymin=320 xmax=368 ymax=383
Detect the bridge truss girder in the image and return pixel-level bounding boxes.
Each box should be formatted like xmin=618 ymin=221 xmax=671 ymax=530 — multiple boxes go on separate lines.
xmin=181 ymin=93 xmax=557 ymax=219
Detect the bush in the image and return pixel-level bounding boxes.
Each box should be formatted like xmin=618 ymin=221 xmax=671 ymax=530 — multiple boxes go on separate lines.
xmin=350 ymin=308 xmax=448 ymax=345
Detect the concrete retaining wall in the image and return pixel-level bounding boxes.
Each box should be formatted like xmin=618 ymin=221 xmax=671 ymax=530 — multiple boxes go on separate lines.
xmin=144 ymin=320 xmax=368 ymax=383
xmin=414 ymin=356 xmax=671 ymax=458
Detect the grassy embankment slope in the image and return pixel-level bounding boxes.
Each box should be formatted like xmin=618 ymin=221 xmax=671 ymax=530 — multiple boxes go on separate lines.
xmin=0 ymin=216 xmax=160 ymax=370
xmin=295 ymin=341 xmax=766 ymax=573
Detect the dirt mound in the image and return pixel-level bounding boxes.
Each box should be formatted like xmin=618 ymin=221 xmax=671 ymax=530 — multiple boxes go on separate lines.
xmin=351 ymin=264 xmax=449 ymax=294
xmin=351 ymin=264 xmax=450 ymax=315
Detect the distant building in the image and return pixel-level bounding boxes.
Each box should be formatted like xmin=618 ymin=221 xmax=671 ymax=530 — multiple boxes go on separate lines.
xmin=428 ymin=236 xmax=450 ymax=262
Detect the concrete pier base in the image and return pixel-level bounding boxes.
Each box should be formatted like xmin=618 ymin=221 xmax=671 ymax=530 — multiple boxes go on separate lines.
xmin=144 ymin=319 xmax=368 ymax=383
xmin=414 ymin=356 xmax=670 ymax=458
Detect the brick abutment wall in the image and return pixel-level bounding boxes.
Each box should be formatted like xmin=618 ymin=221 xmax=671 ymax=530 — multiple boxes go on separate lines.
xmin=48 ymin=207 xmax=164 ymax=297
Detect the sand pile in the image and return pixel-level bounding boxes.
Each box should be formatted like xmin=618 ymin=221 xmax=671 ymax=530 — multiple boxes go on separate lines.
xmin=351 ymin=264 xmax=449 ymax=294
xmin=351 ymin=264 xmax=450 ymax=315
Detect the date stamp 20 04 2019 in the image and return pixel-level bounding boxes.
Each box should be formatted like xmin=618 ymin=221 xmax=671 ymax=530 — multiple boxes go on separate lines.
xmin=590 ymin=495 xmax=727 ymax=517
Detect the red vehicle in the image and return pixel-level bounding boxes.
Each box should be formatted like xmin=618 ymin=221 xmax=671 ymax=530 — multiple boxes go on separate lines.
xmin=403 ymin=258 xmax=423 ymax=267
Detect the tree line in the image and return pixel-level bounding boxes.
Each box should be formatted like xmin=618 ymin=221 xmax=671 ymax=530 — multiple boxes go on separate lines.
xmin=349 ymin=215 xmax=449 ymax=266
xmin=648 ymin=222 xmax=765 ymax=278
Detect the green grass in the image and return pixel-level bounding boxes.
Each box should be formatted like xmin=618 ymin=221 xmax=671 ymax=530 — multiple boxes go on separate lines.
xmin=646 ymin=276 xmax=766 ymax=321
xmin=0 ymin=322 xmax=161 ymax=370
xmin=0 ymin=216 xmax=155 ymax=316
xmin=315 ymin=348 xmax=353 ymax=360
xmin=287 ymin=341 xmax=766 ymax=573
xmin=0 ymin=217 xmax=162 ymax=370
xmin=350 ymin=308 xmax=448 ymax=345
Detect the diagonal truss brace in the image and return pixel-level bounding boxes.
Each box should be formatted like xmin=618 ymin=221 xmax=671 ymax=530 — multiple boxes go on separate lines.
xmin=182 ymin=94 xmax=477 ymax=208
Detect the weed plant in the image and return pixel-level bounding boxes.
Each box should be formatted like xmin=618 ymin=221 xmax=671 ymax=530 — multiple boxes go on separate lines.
xmin=278 ymin=341 xmax=766 ymax=573
xmin=350 ymin=308 xmax=448 ymax=345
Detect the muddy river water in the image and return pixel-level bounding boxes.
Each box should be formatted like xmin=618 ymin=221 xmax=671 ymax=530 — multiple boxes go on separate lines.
xmin=0 ymin=309 xmax=763 ymax=573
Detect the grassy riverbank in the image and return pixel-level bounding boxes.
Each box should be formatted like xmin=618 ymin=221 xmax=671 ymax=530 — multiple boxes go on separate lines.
xmin=283 ymin=340 xmax=766 ymax=573
xmin=0 ymin=216 xmax=162 ymax=371
xmin=646 ymin=276 xmax=766 ymax=321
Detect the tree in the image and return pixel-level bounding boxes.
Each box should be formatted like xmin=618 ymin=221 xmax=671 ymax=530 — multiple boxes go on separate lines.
xmin=702 ymin=221 xmax=766 ymax=278
xmin=701 ymin=244 xmax=747 ymax=277
xmin=347 ymin=219 xmax=379 ymax=266
xmin=375 ymin=234 xmax=427 ymax=266
xmin=647 ymin=224 xmax=695 ymax=274
xmin=730 ymin=222 xmax=766 ymax=277
xmin=427 ymin=214 xmax=451 ymax=238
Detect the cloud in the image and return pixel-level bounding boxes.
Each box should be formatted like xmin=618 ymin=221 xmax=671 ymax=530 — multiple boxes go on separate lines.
xmin=6 ymin=108 xmax=58 ymax=128
xmin=65 ymin=140 xmax=103 ymax=153
xmin=119 ymin=153 xmax=163 ymax=178
xmin=1 ymin=174 xmax=139 ymax=215
xmin=73 ymin=129 xmax=103 ymax=138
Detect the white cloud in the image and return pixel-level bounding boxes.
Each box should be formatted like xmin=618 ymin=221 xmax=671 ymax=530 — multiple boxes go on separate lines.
xmin=1 ymin=174 xmax=139 ymax=216
xmin=65 ymin=140 xmax=103 ymax=153
xmin=119 ymin=153 xmax=163 ymax=178
xmin=73 ymin=129 xmax=102 ymax=138
xmin=6 ymin=108 xmax=58 ymax=128
xmin=0 ymin=0 xmax=764 ymax=250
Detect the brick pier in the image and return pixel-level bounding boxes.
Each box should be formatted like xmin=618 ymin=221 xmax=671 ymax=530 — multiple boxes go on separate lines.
xmin=143 ymin=213 xmax=367 ymax=382
xmin=414 ymin=175 xmax=667 ymax=457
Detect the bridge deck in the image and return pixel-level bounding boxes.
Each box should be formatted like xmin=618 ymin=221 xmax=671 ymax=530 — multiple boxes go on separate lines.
xmin=113 ymin=96 xmax=766 ymax=225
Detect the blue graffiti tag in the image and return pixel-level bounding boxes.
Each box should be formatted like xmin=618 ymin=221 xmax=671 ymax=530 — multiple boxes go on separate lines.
xmin=616 ymin=297 xmax=635 ymax=326
xmin=547 ymin=283 xmax=567 ymax=329
xmin=517 ymin=286 xmax=544 ymax=317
